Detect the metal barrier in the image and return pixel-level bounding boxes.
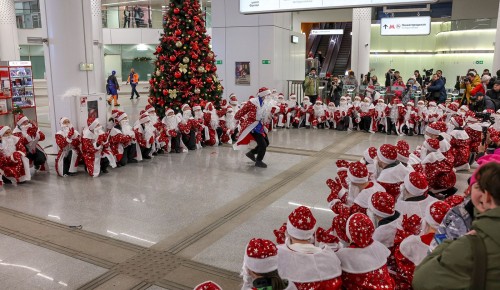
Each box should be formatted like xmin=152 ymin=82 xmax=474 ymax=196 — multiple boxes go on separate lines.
xmin=287 ymin=80 xmax=328 ymax=103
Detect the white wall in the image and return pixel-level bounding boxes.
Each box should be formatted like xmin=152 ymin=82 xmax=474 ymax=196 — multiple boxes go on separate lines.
xmin=212 ymin=0 xmax=305 ymax=100
xmin=451 ymin=0 xmax=499 ymax=20
xmin=102 ymin=28 xmax=162 ymax=44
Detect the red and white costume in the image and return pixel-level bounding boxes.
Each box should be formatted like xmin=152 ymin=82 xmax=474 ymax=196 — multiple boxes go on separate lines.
xmin=12 ymin=114 xmax=48 ymax=171
xmin=220 ymin=106 xmax=238 ymax=144
xmin=404 ymin=101 xmax=418 ymax=135
xmin=465 ymin=121 xmax=483 ymax=154
xmin=81 ymin=118 xmax=116 ymax=177
xmin=359 ymin=97 xmax=376 ymax=132
xmin=161 ymin=109 xmax=187 ymax=153
xmin=361 ymin=146 xmax=378 ymax=178
xmin=0 ymin=126 xmax=31 ymax=184
xmin=285 ymin=94 xmax=299 ymax=128
xmin=295 ymin=96 xmax=314 ymax=127
xmin=203 ymin=102 xmax=224 ymax=146
xmin=278 ymin=206 xmax=342 ymax=290
xmin=334 ymin=97 xmax=351 ymax=130
xmin=449 ymin=116 xmax=471 ymax=171
xmin=326 ymin=102 xmax=336 ymax=128
xmin=275 ymin=94 xmax=288 ymax=128
xmin=374 ymin=99 xmax=388 ymax=132
xmin=425 ymin=102 xmax=442 ymax=124
xmin=312 ymin=100 xmax=327 ymax=129
xmin=394 ymin=234 xmax=431 ymax=290
xmin=55 ymin=117 xmax=82 ymax=177
xmin=336 ymin=213 xmax=395 ymax=290
xmin=370 ymin=192 xmax=402 ymax=251
xmin=376 ymin=144 xmax=410 ymax=199
xmin=109 ymin=111 xmax=142 ymax=162
xmin=386 ymin=98 xmax=406 ymax=136
xmin=228 ymin=94 xmax=240 ymax=112
xmin=134 ymin=112 xmax=156 ymax=157
xmin=421 ymin=139 xmax=456 ymax=194
xmin=194 ymin=281 xmax=222 ymax=290
xmin=145 ymin=104 xmax=164 ymax=153
xmin=348 ymin=96 xmax=362 ymax=129
xmin=415 ymin=100 xmax=427 ymax=135
xmin=395 ymin=172 xmax=437 ymax=220
xmin=233 ymin=89 xmax=271 ymax=150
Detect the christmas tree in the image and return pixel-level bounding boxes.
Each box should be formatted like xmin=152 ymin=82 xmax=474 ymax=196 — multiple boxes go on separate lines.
xmin=149 ymin=0 xmax=223 ymax=117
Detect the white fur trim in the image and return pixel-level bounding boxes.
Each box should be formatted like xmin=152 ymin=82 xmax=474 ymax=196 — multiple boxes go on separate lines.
xmin=424 ymin=201 xmax=441 ymax=229
xmin=258 ymin=89 xmax=271 ymax=98
xmin=347 ymin=170 xmax=368 ymax=184
xmin=449 ymin=130 xmax=469 ymax=140
xmin=117 ymin=113 xmax=128 ymax=122
xmin=368 ymin=202 xmax=393 ymax=219
xmin=468 ymin=123 xmax=483 ymax=132
xmin=400 ymin=235 xmax=430 ymax=266
xmin=377 ymin=147 xmax=396 ymax=164
xmin=16 ymin=116 xmax=28 ymax=126
xmin=336 ymin=240 xmax=391 ymax=273
xmin=421 ymin=151 xmax=446 ymax=165
xmin=397 ymin=153 xmax=409 ymax=164
xmin=244 ymin=254 xmax=278 ymax=273
xmin=88 ymin=119 xmax=99 ymax=131
xmin=404 ymin=174 xmax=427 ymax=196
xmin=286 ymin=219 xmax=316 ymax=240
xmin=0 ymin=126 xmax=10 ymax=136
xmin=194 ymin=281 xmax=222 ymax=290
xmin=425 ymin=126 xmax=441 ymax=136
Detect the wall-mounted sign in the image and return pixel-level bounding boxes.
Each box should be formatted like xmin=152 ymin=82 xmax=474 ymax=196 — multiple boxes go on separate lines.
xmin=380 ymin=16 xmax=431 ymax=36
xmin=291 ymin=35 xmax=299 ymax=44
xmin=475 ymin=60 xmax=484 ymax=65
xmin=9 ymin=61 xmax=31 ymax=66
xmin=240 ymin=0 xmax=437 ymax=14
xmin=262 ymin=60 xmax=271 ymax=64
xmin=235 ymin=62 xmax=251 ymax=86
xmin=216 ymin=60 xmax=223 ymax=65
xmin=310 ymin=29 xmax=344 ymax=35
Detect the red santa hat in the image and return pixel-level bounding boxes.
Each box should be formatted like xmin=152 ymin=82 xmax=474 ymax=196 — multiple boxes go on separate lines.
xmin=404 ymin=172 xmax=428 ymax=196
xmin=346 ymin=213 xmax=375 ymax=248
xmin=460 ymin=105 xmax=469 ymax=112
xmin=0 ymin=126 xmax=10 ymax=137
xmin=417 ymin=100 xmax=425 ymax=106
xmin=194 ymin=281 xmax=222 ymax=290
xmin=243 ymin=238 xmax=278 ymax=274
xmin=396 ymin=140 xmax=410 ymax=163
xmin=426 ymin=121 xmax=446 ymax=135
xmin=181 ymin=104 xmax=191 ymax=111
xmin=423 ymin=138 xmax=440 ymax=152
xmin=193 ymin=105 xmax=202 ymax=111
xmin=448 ymin=102 xmax=459 ymax=112
xmin=407 ymin=101 xmax=415 ymax=107
xmin=229 ymin=94 xmax=238 ymax=104
xmin=369 ymin=191 xmax=395 ymax=219
xmin=428 ymin=101 xmax=437 ymax=107
xmin=59 ymin=117 xmax=70 ymax=127
xmin=139 ymin=114 xmax=150 ymax=124
xmin=363 ymin=97 xmax=372 ymax=103
xmin=205 ymin=102 xmax=214 ymax=111
xmin=377 ymin=98 xmax=385 ymax=103
xmin=87 ymin=117 xmax=99 ymax=131
xmin=165 ymin=108 xmax=175 ymax=116
xmin=328 ymin=102 xmax=335 ymax=107
xmin=289 ymin=93 xmax=297 ymax=99
xmin=315 ymin=100 xmax=323 ymax=105
xmin=444 ymin=195 xmax=465 ymax=208
xmin=377 ymin=144 xmax=398 ymax=164
xmin=451 ymin=115 xmax=465 ymax=128
xmin=332 ymin=211 xmax=350 ymax=243
xmin=145 ymin=104 xmax=155 ymax=113
xmin=257 ymin=87 xmax=271 ymax=98
xmin=347 ymin=161 xmax=369 ymax=183
xmin=16 ymin=114 xmax=29 ymax=126
xmin=286 ymin=206 xmax=317 ymax=240
xmin=363 ymin=147 xmax=378 ymax=164
xmin=425 ymin=201 xmax=451 ymax=229
xmin=354 ymin=95 xmax=362 ymax=101
xmin=116 ymin=111 xmax=128 ymax=122
xmin=111 ymin=109 xmax=121 ymax=119
xmin=315 ymin=227 xmax=339 ymax=245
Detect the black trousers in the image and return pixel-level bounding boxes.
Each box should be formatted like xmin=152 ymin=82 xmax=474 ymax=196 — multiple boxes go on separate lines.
xmin=336 ymin=116 xmax=350 ymax=131
xmin=63 ymin=150 xmax=73 ymax=175
xmin=119 ymin=144 xmax=137 ymax=166
xmin=171 ymin=134 xmax=182 ymax=152
xmin=231 ymin=128 xmax=239 ymax=142
xmin=123 ymin=17 xmax=130 ymax=28
xmin=308 ymin=95 xmax=318 ymax=104
xmin=250 ymin=132 xmax=269 ymax=161
xmin=140 ymin=146 xmax=152 ymax=158
xmin=182 ymin=130 xmax=197 ymax=150
xmin=360 ymin=116 xmax=372 ymax=131
xmin=27 ymin=148 xmax=46 ymax=168
xmin=130 ymin=84 xmax=140 ymax=98
xmin=101 ymin=157 xmax=110 ymax=172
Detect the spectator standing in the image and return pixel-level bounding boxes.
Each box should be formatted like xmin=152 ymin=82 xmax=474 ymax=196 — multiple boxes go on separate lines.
xmin=304 ymin=68 xmax=320 ymax=104
xmin=316 ymin=51 xmax=324 ymax=71
xmin=127 ymin=68 xmax=140 ymax=100
xmin=426 ymin=74 xmax=446 ymax=104
xmin=460 ymin=71 xmax=482 ymax=106
xmin=487 ymin=69 xmax=500 ymax=90
xmin=134 ymin=5 xmax=143 ymax=27
xmin=413 ymin=70 xmax=423 ymax=88
xmin=106 ymin=70 xmax=120 ymax=107
xmin=486 ymin=80 xmax=500 ymax=110
xmin=123 ymin=6 xmax=130 ymax=28
xmin=327 ymin=76 xmax=343 ymax=106
xmin=343 ymin=70 xmax=359 ymax=92
xmin=385 ymin=69 xmax=396 ymax=88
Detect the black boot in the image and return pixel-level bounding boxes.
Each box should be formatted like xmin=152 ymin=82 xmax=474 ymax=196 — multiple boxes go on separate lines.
xmin=255 ymin=160 xmax=268 ymax=168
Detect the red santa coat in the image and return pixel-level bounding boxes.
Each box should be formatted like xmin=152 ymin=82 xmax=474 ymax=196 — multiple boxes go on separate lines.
xmin=277 ymin=243 xmax=342 ymax=290
xmin=336 ymin=241 xmax=395 ymax=290
xmin=55 ymin=127 xmax=82 ymax=177
xmin=394 ymin=235 xmax=431 ymax=290
xmin=465 ymin=125 xmax=482 ymax=153
xmin=449 ymin=129 xmax=471 ymax=170
xmin=203 ymin=109 xmax=225 ymax=146
xmin=0 ymin=135 xmax=31 ymax=183
xmin=233 ymin=98 xmax=268 ymax=150
xmin=13 ymin=126 xmax=48 ymax=171
xmin=377 ymin=163 xmax=410 ymax=199
xmin=81 ymin=129 xmax=116 ymax=177
xmin=422 ymin=152 xmax=456 ymax=193
xmin=109 ymin=127 xmax=132 ymax=161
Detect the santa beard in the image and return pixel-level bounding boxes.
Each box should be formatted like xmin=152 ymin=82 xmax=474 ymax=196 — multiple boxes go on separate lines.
xmin=149 ymin=114 xmax=158 ymax=123
xmin=226 ymin=114 xmax=237 ymax=131
xmin=360 ymin=102 xmax=371 ymax=112
xmin=120 ymin=120 xmax=134 ymax=137
xmin=182 ymin=110 xmax=192 ymax=123
xmin=390 ymin=106 xmax=399 ymax=121
xmin=194 ymin=111 xmax=203 ymax=120
xmin=313 ymin=105 xmax=325 ymax=117
xmin=1 ymin=136 xmax=18 ymax=156
xmin=353 ymin=101 xmax=361 ymax=107
xmin=286 ymin=100 xmax=296 ymax=108
xmin=165 ymin=115 xmax=178 ymax=130
xmin=209 ymin=111 xmax=219 ymax=129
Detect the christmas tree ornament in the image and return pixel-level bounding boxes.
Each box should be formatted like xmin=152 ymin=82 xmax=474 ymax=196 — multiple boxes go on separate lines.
xmin=169 ymin=55 xmax=176 ymax=62
xmin=174 ymin=71 xmax=182 ymax=78
xmin=194 ymin=88 xmax=201 ymax=94
xmin=197 ymin=66 xmax=205 ymax=73
xmin=169 ymin=89 xmax=178 ymax=99
xmin=175 ymin=41 xmax=182 ymax=48
xmin=182 ymin=57 xmax=190 ymax=63
xmin=179 ymin=64 xmax=188 ymax=73
xmin=173 ymin=7 xmax=180 ymax=14
xmin=156 ymin=70 xmax=161 ymax=76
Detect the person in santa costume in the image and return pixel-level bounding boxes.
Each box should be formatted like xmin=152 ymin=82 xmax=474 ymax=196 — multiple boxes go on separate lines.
xmin=425 ymin=101 xmax=442 ymax=124
xmin=336 ymin=213 xmax=395 ymax=290
xmin=295 ymin=96 xmax=314 ymax=128
xmin=285 ymin=93 xmax=299 ymax=129
xmin=415 ymin=100 xmax=427 ymax=135
xmin=229 ymin=93 xmax=240 ymax=111
xmin=348 ymin=95 xmax=362 ymax=131
xmin=376 ymin=144 xmax=410 ymax=199
xmin=0 ymin=126 xmax=31 ymax=184
xmin=55 ymin=117 xmax=82 ymax=177
xmin=334 ymin=96 xmax=351 ymax=131
xmin=422 ymin=200 xmax=451 ymax=249
xmin=203 ymin=102 xmax=225 ymax=146
xmin=373 ymin=99 xmax=387 ymax=133
xmin=110 ymin=111 xmax=141 ymax=166
xmin=370 ymin=191 xmax=402 ymax=247
xmin=12 ymin=114 xmax=48 ymax=171
xmin=403 ymin=101 xmax=418 ymax=136
xmin=81 ymin=118 xmax=116 ymax=177
xmin=385 ymin=97 xmax=406 ymax=136
xmin=178 ymin=104 xmax=199 ymax=150
xmin=359 ymin=97 xmax=375 ymax=133
xmin=326 ymin=102 xmax=336 ymax=129
xmin=312 ymin=100 xmax=327 ymax=129
xmin=234 ymin=88 xmax=272 ymax=168
xmin=395 ymin=172 xmax=437 ymax=221
xmin=133 ymin=112 xmax=155 ymax=159
xmin=162 ymin=108 xmax=187 ymax=153
xmin=274 ymin=94 xmax=288 ymax=129
xmin=194 ymin=281 xmax=222 ymax=290
xmin=449 ymin=115 xmax=471 ymax=171
xmin=361 ymin=146 xmax=378 ymax=178
xmin=145 ymin=104 xmax=164 ymax=154
xmin=421 ymin=139 xmax=457 ymax=198
xmin=464 ymin=118 xmax=483 ymax=164
xmin=241 ymin=238 xmax=290 ymax=290
xmin=395 ymin=140 xmax=411 ymax=166
xmin=277 ymin=206 xmax=343 ymax=290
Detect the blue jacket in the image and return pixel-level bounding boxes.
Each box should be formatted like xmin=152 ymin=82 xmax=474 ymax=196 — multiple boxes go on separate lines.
xmin=428 ymin=78 xmax=447 ymax=102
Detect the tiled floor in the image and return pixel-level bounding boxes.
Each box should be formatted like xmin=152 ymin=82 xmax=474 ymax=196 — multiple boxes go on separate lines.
xmin=0 ymin=234 xmax=106 ymax=290
xmin=0 ymin=96 xmax=475 ymax=289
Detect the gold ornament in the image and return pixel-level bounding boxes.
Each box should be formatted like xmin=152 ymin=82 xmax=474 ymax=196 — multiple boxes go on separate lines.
xmin=179 ymin=64 xmax=188 ymax=73
xmin=175 ymin=41 xmax=182 ymax=47
xmin=169 ymin=89 xmax=178 ymax=99
xmin=183 ymin=57 xmax=190 ymax=63
xmin=194 ymin=88 xmax=201 ymax=94
xmin=156 ymin=70 xmax=161 ymax=76
xmin=197 ymin=66 xmax=205 ymax=73
xmin=208 ymin=52 xmax=214 ymax=59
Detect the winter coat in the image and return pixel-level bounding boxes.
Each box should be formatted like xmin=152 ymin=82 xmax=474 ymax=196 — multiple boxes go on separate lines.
xmin=470 ymin=95 xmax=496 ymax=112
xmin=304 ymin=75 xmax=320 ymax=96
xmin=460 ymin=75 xmax=482 ymax=105
xmin=413 ymin=207 xmax=500 ymax=290
xmin=427 ymin=78 xmax=447 ymax=103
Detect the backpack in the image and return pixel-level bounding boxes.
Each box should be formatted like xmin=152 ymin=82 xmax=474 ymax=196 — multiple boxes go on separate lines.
xmin=467 ymin=234 xmax=487 ymax=290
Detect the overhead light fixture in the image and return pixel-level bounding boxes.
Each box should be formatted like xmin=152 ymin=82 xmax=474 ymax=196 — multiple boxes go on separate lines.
xmin=137 ymin=44 xmax=148 ymax=51
xmin=311 ymin=29 xmax=344 ymax=35
xmin=103 ymin=0 xmax=148 ymax=6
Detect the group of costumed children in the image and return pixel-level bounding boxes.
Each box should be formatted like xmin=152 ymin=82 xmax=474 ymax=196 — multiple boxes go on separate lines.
xmin=195 ymin=126 xmax=491 ymax=290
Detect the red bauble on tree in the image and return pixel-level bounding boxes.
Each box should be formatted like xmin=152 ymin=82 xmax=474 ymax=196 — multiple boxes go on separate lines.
xmin=148 ymin=0 xmax=223 ymax=117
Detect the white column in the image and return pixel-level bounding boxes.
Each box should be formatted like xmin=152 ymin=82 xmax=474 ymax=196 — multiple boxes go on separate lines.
xmin=40 ymin=0 xmax=105 ymax=142
xmin=351 ymin=8 xmax=372 ymax=83
xmin=493 ymin=3 xmax=500 ymax=71
xmin=0 ymin=0 xmax=20 ymax=61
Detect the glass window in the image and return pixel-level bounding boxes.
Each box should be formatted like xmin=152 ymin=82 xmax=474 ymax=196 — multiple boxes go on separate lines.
xmin=15 ymin=0 xmax=41 ymax=29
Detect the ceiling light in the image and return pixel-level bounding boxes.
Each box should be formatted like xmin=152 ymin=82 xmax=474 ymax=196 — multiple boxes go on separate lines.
xmin=137 ymin=44 xmax=148 ymax=51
